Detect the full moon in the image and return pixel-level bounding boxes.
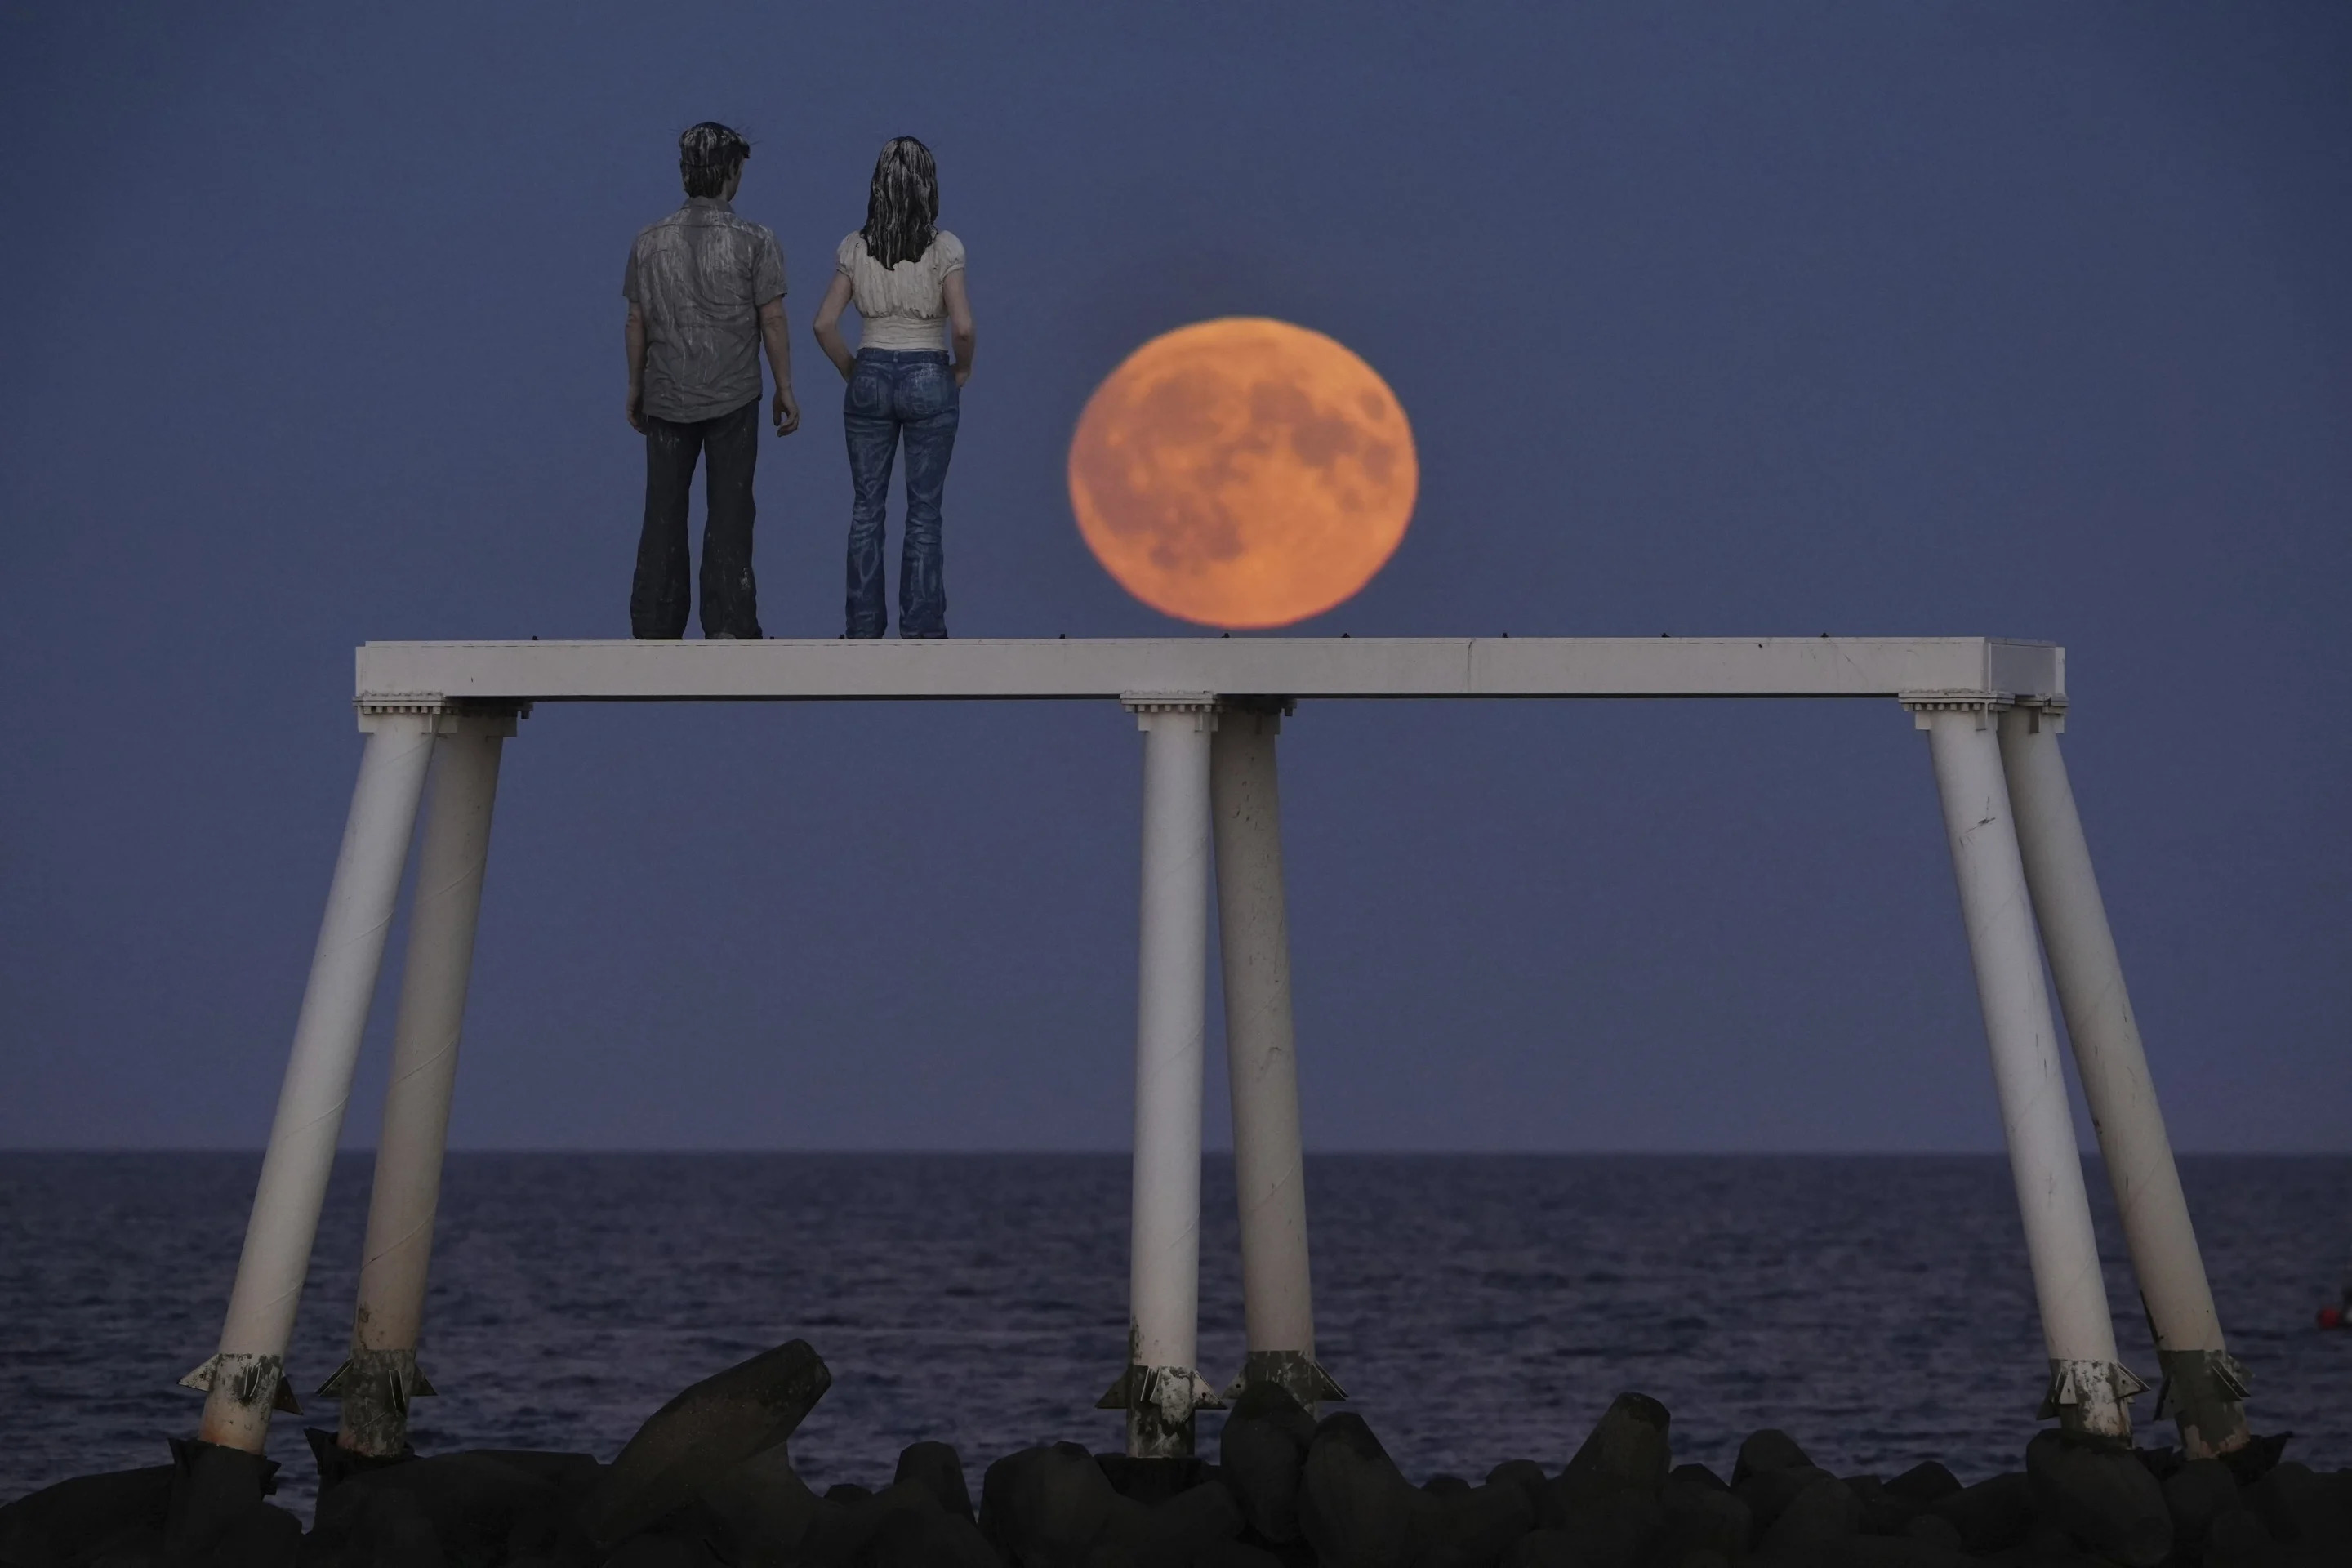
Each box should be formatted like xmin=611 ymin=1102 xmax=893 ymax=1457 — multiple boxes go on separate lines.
xmin=1067 ymin=318 xmax=1418 ymax=629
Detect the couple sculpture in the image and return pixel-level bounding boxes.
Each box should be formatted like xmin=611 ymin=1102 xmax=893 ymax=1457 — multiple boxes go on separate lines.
xmin=623 ymin=123 xmax=973 ymax=641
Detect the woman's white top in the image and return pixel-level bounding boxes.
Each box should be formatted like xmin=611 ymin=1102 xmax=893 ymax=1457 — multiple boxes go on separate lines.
xmin=836 ymin=230 xmax=965 ymax=353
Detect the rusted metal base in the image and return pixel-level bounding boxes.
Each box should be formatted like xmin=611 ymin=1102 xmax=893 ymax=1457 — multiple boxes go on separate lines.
xmin=2156 ymin=1347 xmax=2252 ymax=1458
xmin=318 ymin=1347 xmax=437 ymax=1458
xmin=1222 ymin=1349 xmax=1346 ymax=1410
xmin=1098 ymin=1363 xmax=1223 ymax=1459
xmin=2038 ymin=1357 xmax=2148 ymax=1440
xmin=181 ymin=1352 xmax=299 ymax=1452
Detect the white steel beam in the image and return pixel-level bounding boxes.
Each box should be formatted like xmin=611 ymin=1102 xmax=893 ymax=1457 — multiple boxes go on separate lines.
xmin=356 ymin=636 xmax=2061 ymax=707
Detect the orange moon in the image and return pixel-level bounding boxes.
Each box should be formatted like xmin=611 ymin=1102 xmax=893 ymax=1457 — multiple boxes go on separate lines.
xmin=1067 ymin=318 xmax=1418 ymax=629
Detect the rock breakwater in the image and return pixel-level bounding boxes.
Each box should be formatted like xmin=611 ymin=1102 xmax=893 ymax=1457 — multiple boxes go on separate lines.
xmin=1 ymin=1342 xmax=2339 ymax=1567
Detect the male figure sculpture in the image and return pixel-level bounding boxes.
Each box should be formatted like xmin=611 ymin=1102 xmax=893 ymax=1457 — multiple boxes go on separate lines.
xmin=624 ymin=122 xmax=800 ymax=639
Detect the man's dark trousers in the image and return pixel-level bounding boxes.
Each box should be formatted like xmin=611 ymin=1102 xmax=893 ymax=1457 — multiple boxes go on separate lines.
xmin=631 ymin=398 xmax=763 ymax=639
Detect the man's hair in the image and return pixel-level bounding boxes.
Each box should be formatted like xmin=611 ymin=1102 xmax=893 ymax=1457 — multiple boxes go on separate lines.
xmin=679 ymin=122 xmax=750 ymax=198
xmin=860 ymin=137 xmax=938 ymax=269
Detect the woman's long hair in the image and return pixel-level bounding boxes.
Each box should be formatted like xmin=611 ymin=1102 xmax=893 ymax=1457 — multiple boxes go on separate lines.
xmin=860 ymin=137 xmax=938 ymax=269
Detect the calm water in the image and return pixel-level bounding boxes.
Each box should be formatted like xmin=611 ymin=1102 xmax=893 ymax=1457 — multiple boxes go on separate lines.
xmin=2 ymin=1153 xmax=2345 ymax=1521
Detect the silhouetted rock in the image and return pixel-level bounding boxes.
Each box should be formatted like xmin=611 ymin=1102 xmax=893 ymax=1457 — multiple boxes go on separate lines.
xmin=1758 ymin=1473 xmax=1859 ymax=1559
xmin=2023 ymin=1430 xmax=2170 ymax=1568
xmin=1903 ymin=1512 xmax=1965 ymax=1554
xmin=855 ymin=1503 xmax=998 ymax=1568
xmin=164 ymin=1437 xmax=283 ymax=1562
xmin=309 ymin=1450 xmax=572 ymax=1566
xmin=1842 ymin=1475 xmax=1910 ymax=1536
xmin=1298 ymin=1413 xmax=1428 ymax=1568
xmin=1879 ymin=1463 xmax=1958 ymax=1512
xmin=1419 ymin=1478 xmax=1537 ymax=1568
xmin=2203 ymin=1505 xmax=2274 ymax=1568
xmin=1153 ymin=1474 xmax=1244 ymax=1553
xmin=1732 ymin=1432 xmax=1813 ymax=1488
xmin=893 ymin=1441 xmax=973 ymax=1520
xmin=1193 ymin=1541 xmax=1287 ymax=1568
xmin=1824 ymin=1538 xmax=1971 ymax=1567
xmin=584 ymin=1340 xmax=831 ymax=1548
xmin=799 ymin=1479 xmax=938 ymax=1568
xmin=980 ymin=1442 xmax=1118 ymax=1568
xmin=607 ymin=1532 xmax=724 ymax=1567
xmin=1094 ymin=1454 xmax=1213 ymax=1506
xmin=1539 ymin=1394 xmax=1669 ymax=1568
xmin=2162 ymin=1455 xmax=2241 ymax=1544
xmin=0 ymin=1463 xmax=175 ymax=1566
xmin=1731 ymin=1463 xmax=1835 ymax=1544
xmin=1485 ymin=1460 xmax=1548 ymax=1507
xmin=1498 ymin=1528 xmax=1579 ymax=1568
xmin=1219 ymin=1382 xmax=1319 ymax=1544
xmin=695 ymin=1442 xmax=822 ymax=1565
xmin=1927 ymin=1471 xmax=2033 ymax=1555
xmin=2247 ymin=1459 xmax=2352 ymax=1548
xmin=1557 ymin=1394 xmax=1671 ymax=1498
xmin=1658 ymin=1463 xmax=1748 ymax=1563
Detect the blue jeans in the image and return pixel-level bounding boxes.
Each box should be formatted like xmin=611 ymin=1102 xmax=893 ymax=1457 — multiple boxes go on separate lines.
xmin=844 ymin=349 xmax=959 ymax=638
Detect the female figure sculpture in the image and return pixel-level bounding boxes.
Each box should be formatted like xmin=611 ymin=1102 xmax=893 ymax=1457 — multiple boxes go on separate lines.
xmin=813 ymin=137 xmax=976 ymax=639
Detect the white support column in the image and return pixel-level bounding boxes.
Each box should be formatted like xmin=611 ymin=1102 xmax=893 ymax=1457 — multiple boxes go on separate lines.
xmin=188 ymin=708 xmax=438 ymax=1453
xmin=1998 ymin=703 xmax=2248 ymax=1456
xmin=1909 ymin=694 xmax=2145 ymax=1440
xmin=324 ymin=712 xmax=516 ymax=1456
xmin=1101 ymin=695 xmax=1223 ymax=1459
xmin=1210 ymin=702 xmax=1343 ymax=1414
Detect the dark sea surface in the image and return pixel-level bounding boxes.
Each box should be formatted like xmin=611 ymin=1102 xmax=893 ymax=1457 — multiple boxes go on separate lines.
xmin=2 ymin=1153 xmax=2345 ymax=1521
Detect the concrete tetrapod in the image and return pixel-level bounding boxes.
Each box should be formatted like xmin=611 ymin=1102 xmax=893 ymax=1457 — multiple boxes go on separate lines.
xmin=582 ymin=1339 xmax=832 ymax=1548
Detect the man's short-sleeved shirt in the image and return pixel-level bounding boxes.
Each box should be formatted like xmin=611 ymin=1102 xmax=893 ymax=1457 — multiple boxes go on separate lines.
xmin=623 ymin=197 xmax=787 ymax=424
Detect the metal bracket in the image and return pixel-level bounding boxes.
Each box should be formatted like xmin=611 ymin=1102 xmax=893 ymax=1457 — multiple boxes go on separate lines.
xmin=318 ymin=1348 xmax=437 ymax=1459
xmin=1223 ymin=1348 xmax=1347 ymax=1406
xmin=1120 ymin=693 xmax=1223 ymax=732
xmin=1900 ymin=691 xmax=2016 ymax=732
xmin=355 ymin=696 xmax=532 ymax=736
xmin=2010 ymin=694 xmax=2069 ymax=734
xmin=180 ymin=1352 xmax=301 ymax=1414
xmin=1099 ymin=1362 xmax=1224 ymax=1460
xmin=2037 ymin=1357 xmax=2149 ymax=1422
xmin=2154 ymin=1346 xmax=2251 ymax=1417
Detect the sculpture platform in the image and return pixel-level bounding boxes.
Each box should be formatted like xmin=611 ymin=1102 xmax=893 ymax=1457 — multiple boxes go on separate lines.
xmin=354 ymin=635 xmax=2064 ymax=707
xmin=185 ymin=631 xmax=2251 ymax=1470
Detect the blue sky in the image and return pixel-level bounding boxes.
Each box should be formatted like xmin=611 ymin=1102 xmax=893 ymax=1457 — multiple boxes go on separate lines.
xmin=2 ymin=2 xmax=2345 ymax=1151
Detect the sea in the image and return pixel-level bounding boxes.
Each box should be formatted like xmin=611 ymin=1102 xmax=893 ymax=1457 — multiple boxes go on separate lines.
xmin=2 ymin=1153 xmax=2345 ymax=1522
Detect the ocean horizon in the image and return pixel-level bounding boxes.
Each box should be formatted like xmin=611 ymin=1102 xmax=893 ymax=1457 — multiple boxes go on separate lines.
xmin=3 ymin=1152 xmax=2345 ymax=1521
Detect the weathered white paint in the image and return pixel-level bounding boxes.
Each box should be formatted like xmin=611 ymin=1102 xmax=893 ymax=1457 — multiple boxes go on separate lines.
xmin=355 ymin=635 xmax=2062 ymax=706
xmin=198 ymin=714 xmax=437 ymax=1452
xmin=334 ymin=716 xmax=511 ymax=1456
xmin=1123 ymin=700 xmax=1218 ymax=1457
xmin=1917 ymin=703 xmax=2140 ymax=1440
xmin=1998 ymin=706 xmax=2247 ymax=1455
xmin=1211 ymin=708 xmax=1325 ymax=1405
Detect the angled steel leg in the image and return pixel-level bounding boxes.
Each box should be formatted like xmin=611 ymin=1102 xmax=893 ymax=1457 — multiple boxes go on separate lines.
xmin=1211 ymin=703 xmax=1343 ymax=1413
xmin=1999 ymin=703 xmax=2247 ymax=1455
xmin=1910 ymin=696 xmax=2144 ymax=1440
xmin=324 ymin=711 xmax=516 ymax=1455
xmin=189 ymin=711 xmax=436 ymax=1452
